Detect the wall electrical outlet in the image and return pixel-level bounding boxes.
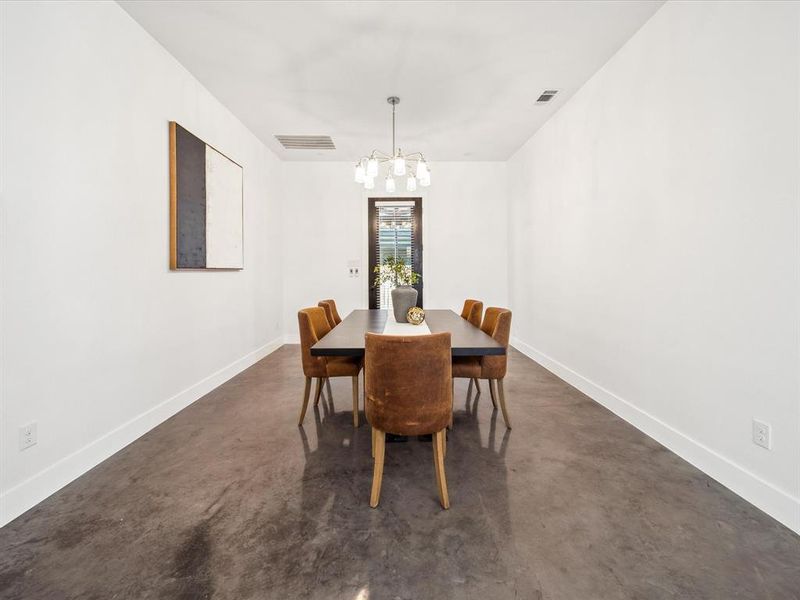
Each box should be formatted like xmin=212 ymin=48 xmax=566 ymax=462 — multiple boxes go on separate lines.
xmin=347 ymin=260 xmax=361 ymax=278
xmin=19 ymin=422 xmax=38 ymax=451
xmin=752 ymin=419 xmax=771 ymax=450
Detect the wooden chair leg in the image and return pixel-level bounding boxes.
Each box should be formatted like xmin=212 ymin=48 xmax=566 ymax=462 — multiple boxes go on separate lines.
xmin=313 ymin=378 xmax=323 ymax=407
xmin=433 ymin=430 xmax=450 ymax=509
xmin=370 ymin=430 xmax=386 ymax=508
xmin=371 ymin=426 xmax=376 ymax=458
xmin=497 ymin=378 xmax=511 ymax=429
xmin=451 ymin=378 xmax=455 ymax=426
xmin=298 ymin=377 xmax=312 ymax=426
xmin=325 ymin=377 xmax=333 ymax=400
xmin=488 ymin=379 xmax=499 ymax=409
xmin=467 ymin=377 xmax=473 ymax=399
xmin=474 ymin=378 xmax=481 ymax=394
xmin=352 ymin=376 xmax=359 ymax=428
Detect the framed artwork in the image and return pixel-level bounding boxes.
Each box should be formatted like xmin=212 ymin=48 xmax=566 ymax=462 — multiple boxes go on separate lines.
xmin=169 ymin=121 xmax=243 ymax=270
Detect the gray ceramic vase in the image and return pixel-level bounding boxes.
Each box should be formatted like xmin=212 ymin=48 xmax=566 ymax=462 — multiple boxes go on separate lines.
xmin=391 ymin=286 xmax=418 ymax=323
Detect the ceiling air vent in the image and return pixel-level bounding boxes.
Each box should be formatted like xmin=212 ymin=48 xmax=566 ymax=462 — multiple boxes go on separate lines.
xmin=275 ymin=135 xmax=335 ymax=150
xmin=536 ymin=90 xmax=559 ymax=104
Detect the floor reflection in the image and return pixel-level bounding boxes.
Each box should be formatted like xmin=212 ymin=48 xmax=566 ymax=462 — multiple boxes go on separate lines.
xmin=251 ymin=380 xmax=524 ymax=599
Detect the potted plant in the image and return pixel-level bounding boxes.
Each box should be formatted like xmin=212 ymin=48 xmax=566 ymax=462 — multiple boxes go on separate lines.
xmin=373 ymin=256 xmax=421 ymax=323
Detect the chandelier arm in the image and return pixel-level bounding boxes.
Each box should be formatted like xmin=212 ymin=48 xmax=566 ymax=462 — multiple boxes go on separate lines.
xmin=360 ymin=155 xmax=393 ymax=165
xmin=360 ymin=153 xmax=424 ymax=164
xmin=359 ymin=152 xmax=392 ymax=165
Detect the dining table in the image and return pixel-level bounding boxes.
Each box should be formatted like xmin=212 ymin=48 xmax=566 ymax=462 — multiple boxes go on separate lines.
xmin=310 ymin=309 xmax=505 ymax=357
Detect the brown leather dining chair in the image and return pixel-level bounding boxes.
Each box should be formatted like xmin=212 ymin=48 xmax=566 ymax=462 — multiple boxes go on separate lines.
xmin=365 ymin=332 xmax=452 ymax=509
xmin=460 ymin=299 xmax=483 ymax=328
xmin=317 ymin=299 xmax=344 ymax=398
xmin=460 ymin=299 xmax=484 ymax=392
xmin=298 ymin=307 xmax=362 ymax=428
xmin=480 ymin=307 xmax=503 ymax=337
xmin=452 ymin=308 xmax=513 ymax=429
xmin=318 ymin=299 xmax=342 ymax=329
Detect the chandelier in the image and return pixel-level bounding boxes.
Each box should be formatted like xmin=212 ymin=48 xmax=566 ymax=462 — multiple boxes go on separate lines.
xmin=354 ymin=96 xmax=430 ymax=193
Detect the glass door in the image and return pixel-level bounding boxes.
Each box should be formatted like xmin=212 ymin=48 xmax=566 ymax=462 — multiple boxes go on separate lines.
xmin=368 ymin=198 xmax=423 ymax=310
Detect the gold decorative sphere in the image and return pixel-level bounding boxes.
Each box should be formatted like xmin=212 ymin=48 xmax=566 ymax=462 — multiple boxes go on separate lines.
xmin=407 ymin=306 xmax=425 ymax=325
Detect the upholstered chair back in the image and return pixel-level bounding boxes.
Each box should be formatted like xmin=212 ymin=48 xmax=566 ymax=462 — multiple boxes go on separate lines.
xmin=298 ymin=307 xmax=332 ymax=378
xmin=365 ymin=332 xmax=452 ymax=436
xmin=460 ymin=299 xmax=477 ymax=319
xmin=460 ymin=299 xmax=483 ymax=328
xmin=481 ymin=309 xmax=512 ymax=379
xmin=480 ymin=307 xmax=503 ymax=337
xmin=318 ymin=299 xmax=342 ymax=327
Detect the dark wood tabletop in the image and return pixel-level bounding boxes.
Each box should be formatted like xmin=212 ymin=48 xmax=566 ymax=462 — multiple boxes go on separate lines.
xmin=310 ymin=309 xmax=505 ymax=357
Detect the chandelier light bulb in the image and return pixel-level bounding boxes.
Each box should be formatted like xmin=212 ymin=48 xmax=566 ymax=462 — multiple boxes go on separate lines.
xmin=406 ymin=174 xmax=417 ymax=192
xmin=420 ymin=170 xmax=431 ymax=187
xmin=364 ymin=176 xmax=375 ymax=190
xmin=393 ymin=155 xmax=406 ymax=176
xmin=417 ymin=160 xmax=429 ymax=179
xmin=367 ymin=157 xmax=379 ymax=178
xmin=354 ymin=162 xmax=366 ymax=183
xmin=385 ymin=175 xmax=396 ymax=193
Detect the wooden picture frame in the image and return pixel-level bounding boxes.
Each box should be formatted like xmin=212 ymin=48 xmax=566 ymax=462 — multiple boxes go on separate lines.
xmin=169 ymin=121 xmax=244 ymax=270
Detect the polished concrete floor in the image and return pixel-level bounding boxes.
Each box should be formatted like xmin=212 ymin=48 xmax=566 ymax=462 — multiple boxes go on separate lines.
xmin=1 ymin=345 xmax=799 ymax=599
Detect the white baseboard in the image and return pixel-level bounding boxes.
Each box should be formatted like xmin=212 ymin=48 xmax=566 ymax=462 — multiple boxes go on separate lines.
xmin=510 ymin=336 xmax=800 ymax=535
xmin=283 ymin=333 xmax=299 ymax=345
xmin=0 ymin=337 xmax=284 ymax=527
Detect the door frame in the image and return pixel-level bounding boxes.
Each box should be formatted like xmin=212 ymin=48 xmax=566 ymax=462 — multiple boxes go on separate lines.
xmin=368 ymin=197 xmax=423 ymax=309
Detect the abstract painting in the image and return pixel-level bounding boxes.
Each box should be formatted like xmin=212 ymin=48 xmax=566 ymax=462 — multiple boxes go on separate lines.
xmin=169 ymin=122 xmax=243 ymax=270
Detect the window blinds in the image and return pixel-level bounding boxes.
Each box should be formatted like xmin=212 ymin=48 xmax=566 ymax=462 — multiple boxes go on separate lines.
xmin=374 ymin=203 xmax=417 ymax=309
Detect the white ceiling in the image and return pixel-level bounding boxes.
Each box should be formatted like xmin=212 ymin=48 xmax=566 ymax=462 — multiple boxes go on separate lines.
xmin=119 ymin=1 xmax=663 ymax=161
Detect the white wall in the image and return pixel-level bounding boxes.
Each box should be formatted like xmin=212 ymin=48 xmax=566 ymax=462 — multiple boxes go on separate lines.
xmin=507 ymin=0 xmax=800 ymax=532
xmin=0 ymin=1 xmax=284 ymax=525
xmin=281 ymin=162 xmax=507 ymax=340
